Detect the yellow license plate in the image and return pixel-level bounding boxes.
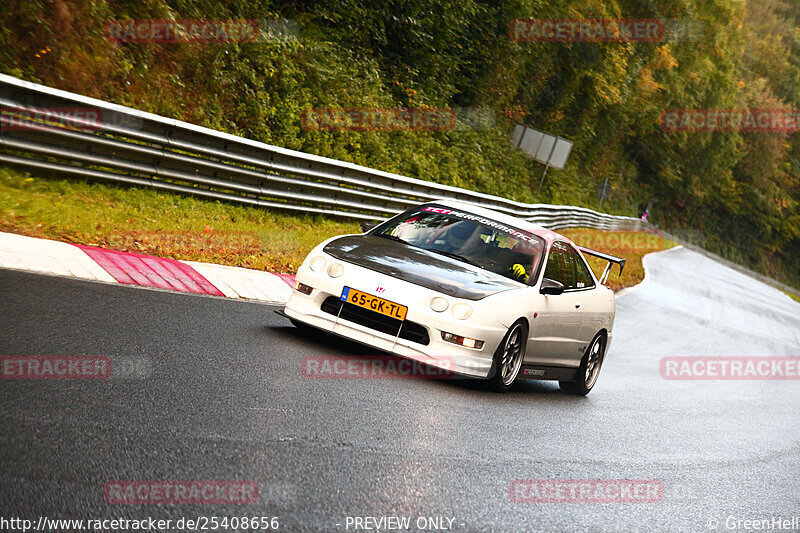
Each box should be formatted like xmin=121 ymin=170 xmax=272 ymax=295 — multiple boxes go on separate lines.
xmin=341 ymin=287 xmax=407 ymax=320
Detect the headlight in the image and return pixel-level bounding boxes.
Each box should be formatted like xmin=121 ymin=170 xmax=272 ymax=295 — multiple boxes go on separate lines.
xmin=308 ymin=256 xmax=326 ymax=272
xmin=430 ymin=297 xmax=449 ymax=312
xmin=327 ymin=263 xmax=344 ymax=278
xmin=451 ymin=303 xmax=473 ymax=320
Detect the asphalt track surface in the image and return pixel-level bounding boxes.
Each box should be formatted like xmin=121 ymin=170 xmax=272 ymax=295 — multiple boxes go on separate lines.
xmin=1 ymin=246 xmax=799 ymax=532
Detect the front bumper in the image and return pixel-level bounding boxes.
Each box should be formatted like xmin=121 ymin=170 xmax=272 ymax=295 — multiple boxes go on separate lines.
xmin=284 ymin=258 xmax=508 ymax=379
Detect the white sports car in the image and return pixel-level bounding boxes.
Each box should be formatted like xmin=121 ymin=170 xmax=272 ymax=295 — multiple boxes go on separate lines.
xmin=281 ymin=200 xmax=625 ymax=394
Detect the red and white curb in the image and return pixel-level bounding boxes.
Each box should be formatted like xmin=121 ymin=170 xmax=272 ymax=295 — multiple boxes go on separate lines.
xmin=0 ymin=232 xmax=294 ymax=304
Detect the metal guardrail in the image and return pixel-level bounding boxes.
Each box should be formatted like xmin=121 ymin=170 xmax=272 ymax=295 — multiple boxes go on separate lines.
xmin=0 ymin=73 xmax=646 ymax=231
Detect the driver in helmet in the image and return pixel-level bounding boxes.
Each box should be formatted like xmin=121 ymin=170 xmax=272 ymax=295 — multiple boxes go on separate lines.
xmin=442 ymin=222 xmax=475 ymax=253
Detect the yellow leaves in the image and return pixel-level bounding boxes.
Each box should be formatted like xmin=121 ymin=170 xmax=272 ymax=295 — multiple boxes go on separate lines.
xmin=594 ymin=81 xmax=622 ymax=105
xmin=652 ymin=45 xmax=678 ymax=71
xmin=503 ymin=105 xmax=526 ymax=121
xmin=636 ymin=67 xmax=661 ymax=95
xmin=34 ymin=46 xmax=52 ymax=59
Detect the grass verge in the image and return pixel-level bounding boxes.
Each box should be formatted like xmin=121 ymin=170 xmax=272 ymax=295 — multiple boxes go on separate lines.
xmin=559 ymin=228 xmax=676 ymax=292
xmin=0 ymin=166 xmax=674 ymax=288
xmin=785 ymin=291 xmax=800 ymax=304
xmin=0 ymin=167 xmax=358 ymax=272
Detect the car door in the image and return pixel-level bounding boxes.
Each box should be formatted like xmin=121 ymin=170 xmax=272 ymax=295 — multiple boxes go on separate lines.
xmin=526 ymin=241 xmax=586 ymax=366
xmin=571 ymin=246 xmax=610 ymax=349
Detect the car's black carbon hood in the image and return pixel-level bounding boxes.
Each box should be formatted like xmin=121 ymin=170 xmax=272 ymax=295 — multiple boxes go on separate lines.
xmin=322 ymin=234 xmax=522 ymax=301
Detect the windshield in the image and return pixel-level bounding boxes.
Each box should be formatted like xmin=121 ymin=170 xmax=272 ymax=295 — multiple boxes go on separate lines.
xmin=375 ymin=206 xmax=545 ymax=284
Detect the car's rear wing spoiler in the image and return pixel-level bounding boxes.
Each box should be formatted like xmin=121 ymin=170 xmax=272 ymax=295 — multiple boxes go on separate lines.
xmin=576 ymin=246 xmax=626 ymax=285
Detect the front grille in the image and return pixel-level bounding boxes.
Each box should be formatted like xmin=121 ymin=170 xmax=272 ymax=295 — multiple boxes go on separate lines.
xmin=320 ymin=296 xmax=430 ymax=346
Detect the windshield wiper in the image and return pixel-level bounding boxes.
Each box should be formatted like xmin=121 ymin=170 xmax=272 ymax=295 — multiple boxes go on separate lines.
xmin=428 ymin=248 xmax=480 ymax=267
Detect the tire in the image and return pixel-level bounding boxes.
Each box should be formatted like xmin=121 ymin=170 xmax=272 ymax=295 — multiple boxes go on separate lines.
xmin=488 ymin=320 xmax=528 ymax=392
xmin=559 ymin=333 xmax=607 ymax=396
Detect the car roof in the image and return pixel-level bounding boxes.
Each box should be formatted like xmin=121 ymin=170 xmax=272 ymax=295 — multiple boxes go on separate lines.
xmin=427 ymin=199 xmax=568 ymax=245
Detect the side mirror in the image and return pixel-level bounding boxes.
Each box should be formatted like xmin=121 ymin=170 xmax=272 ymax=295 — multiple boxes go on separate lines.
xmin=539 ymin=278 xmax=565 ymax=295
xmin=360 ymin=221 xmax=378 ymax=233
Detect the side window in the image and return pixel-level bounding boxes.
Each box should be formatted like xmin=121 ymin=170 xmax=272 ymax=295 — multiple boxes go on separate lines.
xmin=543 ymin=242 xmax=569 ymax=286
xmin=566 ymin=246 xmax=595 ymax=290
xmin=544 ymin=242 xmax=595 ymax=290
xmin=561 ymin=248 xmax=579 ymax=289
